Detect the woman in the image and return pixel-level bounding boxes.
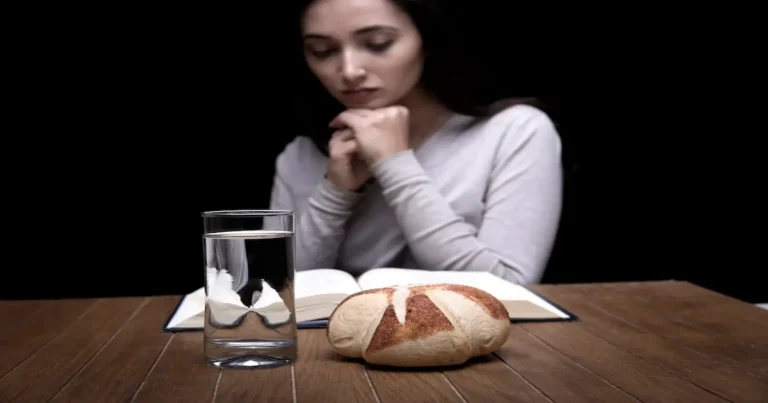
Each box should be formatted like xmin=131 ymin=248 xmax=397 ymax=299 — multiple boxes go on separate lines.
xmin=270 ymin=0 xmax=563 ymax=285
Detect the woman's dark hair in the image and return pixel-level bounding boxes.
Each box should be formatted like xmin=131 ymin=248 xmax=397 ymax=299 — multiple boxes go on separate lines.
xmin=288 ymin=0 xmax=536 ymax=153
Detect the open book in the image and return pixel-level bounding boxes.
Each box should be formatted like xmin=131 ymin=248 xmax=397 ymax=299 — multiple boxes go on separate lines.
xmin=162 ymin=268 xmax=576 ymax=332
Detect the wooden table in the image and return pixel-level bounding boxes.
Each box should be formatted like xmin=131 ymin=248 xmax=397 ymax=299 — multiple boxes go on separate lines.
xmin=1 ymin=281 xmax=765 ymax=402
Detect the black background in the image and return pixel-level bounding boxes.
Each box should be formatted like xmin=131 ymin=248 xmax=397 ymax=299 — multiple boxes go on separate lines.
xmin=4 ymin=4 xmax=762 ymax=304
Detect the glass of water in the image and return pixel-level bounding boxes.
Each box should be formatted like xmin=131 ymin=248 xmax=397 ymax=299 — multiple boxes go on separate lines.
xmin=202 ymin=210 xmax=296 ymax=369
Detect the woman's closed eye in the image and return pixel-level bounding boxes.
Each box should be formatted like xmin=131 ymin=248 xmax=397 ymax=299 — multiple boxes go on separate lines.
xmin=306 ymin=45 xmax=337 ymax=59
xmin=366 ymin=39 xmax=393 ymax=53
xmin=304 ymin=38 xmax=394 ymax=59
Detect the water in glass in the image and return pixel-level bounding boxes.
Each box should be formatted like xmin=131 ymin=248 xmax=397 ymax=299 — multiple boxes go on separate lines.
xmin=203 ymin=229 xmax=296 ymax=369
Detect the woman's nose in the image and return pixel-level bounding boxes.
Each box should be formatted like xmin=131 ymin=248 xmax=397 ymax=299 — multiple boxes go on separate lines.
xmin=340 ymin=52 xmax=366 ymax=86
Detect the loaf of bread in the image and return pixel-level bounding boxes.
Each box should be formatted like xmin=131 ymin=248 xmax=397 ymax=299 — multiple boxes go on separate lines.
xmin=326 ymin=284 xmax=510 ymax=367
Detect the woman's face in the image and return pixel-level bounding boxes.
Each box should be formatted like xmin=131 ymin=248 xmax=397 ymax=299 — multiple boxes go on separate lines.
xmin=301 ymin=0 xmax=424 ymax=109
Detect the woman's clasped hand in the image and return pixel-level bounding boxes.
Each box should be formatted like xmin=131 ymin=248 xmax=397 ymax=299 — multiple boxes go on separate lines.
xmin=326 ymin=106 xmax=410 ymax=191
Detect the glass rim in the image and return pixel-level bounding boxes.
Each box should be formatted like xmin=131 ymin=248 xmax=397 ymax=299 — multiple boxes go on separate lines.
xmin=201 ymin=209 xmax=293 ymax=217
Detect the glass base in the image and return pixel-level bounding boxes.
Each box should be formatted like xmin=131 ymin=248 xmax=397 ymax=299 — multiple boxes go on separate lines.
xmin=205 ymin=339 xmax=296 ymax=369
xmin=207 ymin=355 xmax=295 ymax=369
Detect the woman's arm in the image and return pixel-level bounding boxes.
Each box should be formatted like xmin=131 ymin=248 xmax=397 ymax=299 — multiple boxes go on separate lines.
xmin=369 ymin=110 xmax=563 ymax=284
xmin=269 ymin=151 xmax=363 ymax=271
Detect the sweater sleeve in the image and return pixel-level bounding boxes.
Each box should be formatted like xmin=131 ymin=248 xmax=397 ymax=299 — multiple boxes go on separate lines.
xmin=369 ymin=111 xmax=563 ymax=284
xmin=269 ymin=149 xmax=363 ymax=271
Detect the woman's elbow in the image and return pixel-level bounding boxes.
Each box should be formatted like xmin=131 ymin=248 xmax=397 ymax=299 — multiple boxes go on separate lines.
xmin=492 ymin=261 xmax=545 ymax=285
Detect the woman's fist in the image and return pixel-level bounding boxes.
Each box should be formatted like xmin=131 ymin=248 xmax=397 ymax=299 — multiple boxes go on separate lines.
xmin=326 ymin=129 xmax=371 ymax=192
xmin=329 ymin=106 xmax=410 ymax=166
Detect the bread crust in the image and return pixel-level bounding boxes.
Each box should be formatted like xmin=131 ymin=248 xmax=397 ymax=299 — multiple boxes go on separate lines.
xmin=326 ymin=284 xmax=510 ymax=367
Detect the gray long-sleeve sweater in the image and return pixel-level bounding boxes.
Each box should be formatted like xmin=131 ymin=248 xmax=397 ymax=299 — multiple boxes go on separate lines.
xmin=269 ymin=104 xmax=563 ymax=285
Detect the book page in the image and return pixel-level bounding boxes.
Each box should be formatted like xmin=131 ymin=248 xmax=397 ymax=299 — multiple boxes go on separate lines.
xmin=205 ymin=267 xmax=291 ymax=325
xmin=358 ymin=268 xmax=508 ymax=291
xmin=357 ymin=268 xmax=569 ymax=318
xmin=295 ymin=269 xmax=362 ymax=299
xmin=165 ymin=287 xmax=206 ymax=329
xmin=164 ymin=268 xmax=362 ymax=330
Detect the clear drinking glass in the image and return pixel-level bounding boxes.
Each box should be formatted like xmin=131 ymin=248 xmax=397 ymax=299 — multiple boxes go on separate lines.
xmin=202 ymin=210 xmax=297 ymax=369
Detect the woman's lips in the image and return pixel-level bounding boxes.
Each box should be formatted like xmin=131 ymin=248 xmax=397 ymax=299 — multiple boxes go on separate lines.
xmin=341 ymin=88 xmax=379 ymax=102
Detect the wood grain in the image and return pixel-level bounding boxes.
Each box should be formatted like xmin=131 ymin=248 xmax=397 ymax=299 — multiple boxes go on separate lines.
xmin=521 ymin=322 xmax=728 ymax=402
xmin=553 ymin=281 xmax=768 ymax=340
xmin=1 ymin=281 xmax=766 ymax=402
xmin=0 ymin=297 xmax=145 ymax=402
xmin=538 ymin=292 xmax=767 ymax=402
xmin=443 ymin=355 xmax=550 ymax=402
xmin=366 ymin=366 xmax=465 ymax=403
xmin=536 ymin=283 xmax=768 ymax=378
xmin=495 ymin=326 xmax=638 ymax=402
xmin=130 ymin=332 xmax=219 ymax=402
xmin=214 ymin=363 xmax=293 ymax=402
xmin=293 ymin=329 xmax=377 ymax=403
xmin=50 ymin=297 xmax=179 ymax=403
xmin=0 ymin=300 xmax=52 ymax=327
xmin=0 ymin=298 xmax=96 ymax=378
